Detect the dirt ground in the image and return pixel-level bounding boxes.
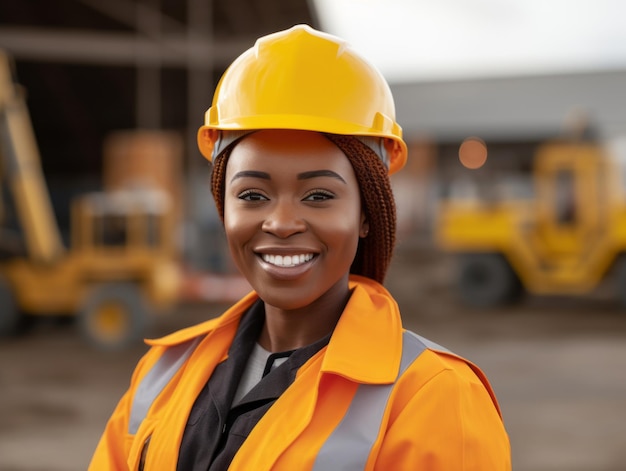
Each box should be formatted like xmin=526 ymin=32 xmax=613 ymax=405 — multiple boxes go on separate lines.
xmin=1 ymin=241 xmax=626 ymax=471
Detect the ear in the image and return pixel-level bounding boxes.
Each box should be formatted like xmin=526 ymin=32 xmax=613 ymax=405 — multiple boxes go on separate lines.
xmin=359 ymin=212 xmax=370 ymax=238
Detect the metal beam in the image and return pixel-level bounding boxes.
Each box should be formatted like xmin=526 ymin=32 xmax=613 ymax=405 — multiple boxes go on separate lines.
xmin=135 ymin=0 xmax=162 ymax=129
xmin=0 ymin=27 xmax=252 ymax=68
xmin=74 ymin=0 xmax=186 ymax=34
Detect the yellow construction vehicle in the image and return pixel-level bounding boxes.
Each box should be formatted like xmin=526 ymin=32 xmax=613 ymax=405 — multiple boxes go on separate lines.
xmin=435 ymin=137 xmax=626 ymax=307
xmin=0 ymin=51 xmax=180 ymax=349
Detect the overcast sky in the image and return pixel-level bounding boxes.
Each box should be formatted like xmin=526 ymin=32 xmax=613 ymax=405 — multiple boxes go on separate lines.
xmin=313 ymin=0 xmax=626 ymax=83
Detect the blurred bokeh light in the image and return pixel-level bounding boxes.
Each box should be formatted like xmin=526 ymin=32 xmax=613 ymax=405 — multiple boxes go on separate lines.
xmin=459 ymin=137 xmax=488 ymax=169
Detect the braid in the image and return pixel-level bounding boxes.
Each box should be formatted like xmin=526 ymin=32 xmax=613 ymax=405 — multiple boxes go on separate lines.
xmin=210 ymin=134 xmax=397 ymax=284
xmin=323 ymin=135 xmax=396 ymax=283
xmin=210 ymin=150 xmax=229 ymax=222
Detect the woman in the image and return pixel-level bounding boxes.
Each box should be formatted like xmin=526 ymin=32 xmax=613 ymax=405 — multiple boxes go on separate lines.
xmin=89 ymin=24 xmax=511 ymax=470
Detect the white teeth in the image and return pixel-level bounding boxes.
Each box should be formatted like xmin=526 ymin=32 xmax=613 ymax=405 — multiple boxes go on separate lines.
xmin=262 ymin=253 xmax=314 ymax=267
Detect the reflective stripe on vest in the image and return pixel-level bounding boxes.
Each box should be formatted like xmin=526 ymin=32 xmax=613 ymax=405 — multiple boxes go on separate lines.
xmin=312 ymin=330 xmax=448 ymax=471
xmin=128 ymin=337 xmax=203 ymax=434
xmin=127 ymin=329 xmax=450 ymax=467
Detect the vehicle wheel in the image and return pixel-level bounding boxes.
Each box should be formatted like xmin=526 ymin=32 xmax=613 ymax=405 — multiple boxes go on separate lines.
xmin=0 ymin=278 xmax=20 ymax=337
xmin=456 ymin=253 xmax=522 ymax=307
xmin=78 ymin=283 xmax=149 ymax=351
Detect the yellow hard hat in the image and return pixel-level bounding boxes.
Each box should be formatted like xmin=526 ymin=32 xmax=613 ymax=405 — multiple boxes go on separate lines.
xmin=197 ymin=24 xmax=407 ymax=174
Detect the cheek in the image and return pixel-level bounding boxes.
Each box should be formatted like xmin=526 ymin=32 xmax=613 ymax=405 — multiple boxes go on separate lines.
xmin=323 ymin=206 xmax=363 ymax=252
xmin=223 ymin=211 xmax=258 ymax=276
xmin=223 ymin=200 xmax=253 ymax=250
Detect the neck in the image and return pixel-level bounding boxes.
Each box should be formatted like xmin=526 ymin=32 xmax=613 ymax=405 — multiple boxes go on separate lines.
xmin=258 ymin=288 xmax=351 ymax=352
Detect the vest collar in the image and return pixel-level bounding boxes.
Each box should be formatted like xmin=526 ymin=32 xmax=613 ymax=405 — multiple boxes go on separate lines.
xmin=146 ymin=276 xmax=403 ymax=386
xmin=319 ymin=275 xmax=403 ymax=385
xmin=145 ymin=290 xmax=258 ymax=347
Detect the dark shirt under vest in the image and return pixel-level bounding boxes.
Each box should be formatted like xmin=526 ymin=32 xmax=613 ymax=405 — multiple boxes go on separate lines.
xmin=177 ymin=300 xmax=331 ymax=471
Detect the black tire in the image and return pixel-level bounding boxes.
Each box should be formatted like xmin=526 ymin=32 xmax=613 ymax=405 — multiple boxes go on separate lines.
xmin=456 ymin=253 xmax=522 ymax=308
xmin=78 ymin=283 xmax=149 ymax=351
xmin=0 ymin=278 xmax=20 ymax=337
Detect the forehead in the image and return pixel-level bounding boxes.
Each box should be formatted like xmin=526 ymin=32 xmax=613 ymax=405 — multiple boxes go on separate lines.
xmin=225 ymin=130 xmax=354 ymax=177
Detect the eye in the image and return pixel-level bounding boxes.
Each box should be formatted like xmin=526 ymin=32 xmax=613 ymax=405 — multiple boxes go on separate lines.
xmin=303 ymin=189 xmax=334 ymax=202
xmin=238 ymin=189 xmax=268 ymax=201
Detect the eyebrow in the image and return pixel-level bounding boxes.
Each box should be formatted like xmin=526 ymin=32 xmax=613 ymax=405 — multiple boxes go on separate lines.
xmin=230 ymin=169 xmax=346 ymax=184
xmin=230 ymin=170 xmax=270 ymax=183
xmin=297 ymin=170 xmax=346 ymax=183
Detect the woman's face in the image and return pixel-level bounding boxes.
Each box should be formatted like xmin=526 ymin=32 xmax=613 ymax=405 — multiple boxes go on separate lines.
xmin=223 ymin=129 xmax=368 ymax=312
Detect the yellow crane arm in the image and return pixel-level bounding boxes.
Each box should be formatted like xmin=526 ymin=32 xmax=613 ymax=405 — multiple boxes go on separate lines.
xmin=0 ymin=50 xmax=65 ymax=263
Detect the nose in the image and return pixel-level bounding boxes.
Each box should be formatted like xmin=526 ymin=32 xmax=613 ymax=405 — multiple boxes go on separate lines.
xmin=261 ymin=199 xmax=307 ymax=238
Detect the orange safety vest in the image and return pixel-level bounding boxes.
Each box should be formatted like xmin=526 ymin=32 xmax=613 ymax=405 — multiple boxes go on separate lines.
xmin=89 ymin=275 xmax=511 ymax=470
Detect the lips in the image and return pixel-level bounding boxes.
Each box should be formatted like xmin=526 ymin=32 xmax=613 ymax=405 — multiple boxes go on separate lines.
xmin=261 ymin=253 xmax=315 ymax=267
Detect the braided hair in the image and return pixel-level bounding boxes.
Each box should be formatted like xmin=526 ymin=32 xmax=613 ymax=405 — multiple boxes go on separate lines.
xmin=210 ymin=133 xmax=397 ymax=283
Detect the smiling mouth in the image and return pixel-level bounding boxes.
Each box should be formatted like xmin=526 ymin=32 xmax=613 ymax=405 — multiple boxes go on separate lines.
xmin=261 ymin=253 xmax=315 ymax=267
